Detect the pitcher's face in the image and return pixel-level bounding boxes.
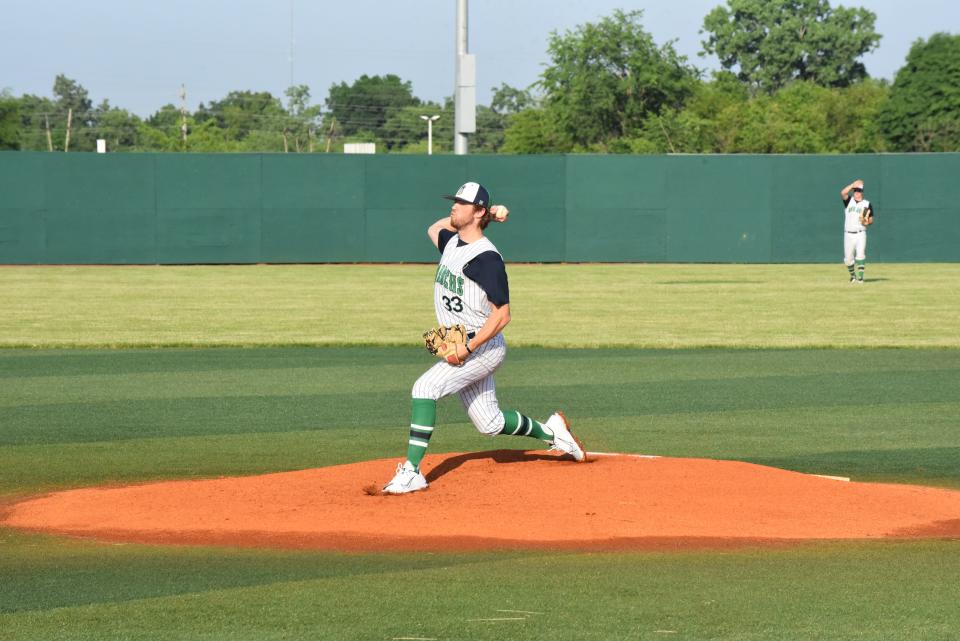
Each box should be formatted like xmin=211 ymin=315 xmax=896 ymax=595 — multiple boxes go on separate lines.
xmin=449 ymin=201 xmax=478 ymax=229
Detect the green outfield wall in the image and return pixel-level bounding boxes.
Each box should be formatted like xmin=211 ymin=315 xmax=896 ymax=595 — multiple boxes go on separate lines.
xmin=1 ymin=152 xmax=958 ymax=264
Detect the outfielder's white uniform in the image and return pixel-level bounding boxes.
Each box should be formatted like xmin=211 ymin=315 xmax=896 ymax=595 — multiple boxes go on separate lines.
xmin=843 ymin=195 xmax=870 ymax=264
xmin=412 ymin=231 xmax=508 ymax=436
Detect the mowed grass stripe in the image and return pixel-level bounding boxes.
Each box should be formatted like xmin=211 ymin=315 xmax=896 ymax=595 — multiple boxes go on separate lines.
xmin=5 ymin=347 xmax=959 ymax=401
xmin=0 ymin=429 xmax=405 ymax=499
xmin=2 ymin=264 xmax=959 ymax=348
xmin=4 ymin=346 xmax=959 ymax=407
xmin=7 ymin=367 xmax=955 ymax=444
xmin=0 ymin=365 xmax=421 ymax=407
xmin=1 ymin=348 xmax=958 ymax=495
xmin=0 ymin=346 xmax=417 ymax=379
xmin=3 ymin=348 xmax=958 ymax=448
xmin=0 ymin=528 xmax=505 ymax=615
xmin=2 ymin=536 xmax=960 ymax=641
xmin=4 ymin=405 xmax=956 ymax=497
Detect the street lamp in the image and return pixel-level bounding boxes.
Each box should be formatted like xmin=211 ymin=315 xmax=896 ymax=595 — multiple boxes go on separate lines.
xmin=420 ymin=115 xmax=440 ymax=155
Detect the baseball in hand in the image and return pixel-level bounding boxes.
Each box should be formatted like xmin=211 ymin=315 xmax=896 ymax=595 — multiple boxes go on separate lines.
xmin=491 ymin=205 xmax=509 ymax=222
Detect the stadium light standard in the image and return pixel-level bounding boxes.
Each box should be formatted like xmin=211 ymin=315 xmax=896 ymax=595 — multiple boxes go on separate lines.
xmin=454 ymin=0 xmax=475 ymax=155
xmin=420 ymin=115 xmax=440 ymax=155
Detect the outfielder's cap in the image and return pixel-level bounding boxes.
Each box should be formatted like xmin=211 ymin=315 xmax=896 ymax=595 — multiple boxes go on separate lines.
xmin=442 ymin=181 xmax=490 ymax=208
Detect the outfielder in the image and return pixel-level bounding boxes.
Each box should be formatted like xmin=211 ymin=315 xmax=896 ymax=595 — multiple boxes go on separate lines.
xmin=383 ymin=181 xmax=586 ymax=494
xmin=840 ymin=179 xmax=874 ymax=283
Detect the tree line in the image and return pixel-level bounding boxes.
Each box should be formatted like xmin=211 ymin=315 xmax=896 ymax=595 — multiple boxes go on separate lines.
xmin=1 ymin=2 xmax=958 ymax=154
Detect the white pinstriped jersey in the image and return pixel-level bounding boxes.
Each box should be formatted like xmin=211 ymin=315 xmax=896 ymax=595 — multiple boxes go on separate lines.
xmin=844 ymin=197 xmax=871 ymax=232
xmin=434 ymin=234 xmax=501 ymax=332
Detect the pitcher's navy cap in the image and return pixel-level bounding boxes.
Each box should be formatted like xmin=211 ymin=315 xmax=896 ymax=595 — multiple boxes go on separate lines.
xmin=442 ymin=182 xmax=490 ymax=207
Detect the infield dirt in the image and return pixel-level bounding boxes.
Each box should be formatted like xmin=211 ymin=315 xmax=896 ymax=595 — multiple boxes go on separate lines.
xmin=4 ymin=450 xmax=960 ymax=551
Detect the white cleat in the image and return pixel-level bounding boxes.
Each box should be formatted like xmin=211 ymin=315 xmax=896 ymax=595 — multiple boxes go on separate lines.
xmin=382 ymin=461 xmax=428 ymax=494
xmin=545 ymin=412 xmax=586 ymax=462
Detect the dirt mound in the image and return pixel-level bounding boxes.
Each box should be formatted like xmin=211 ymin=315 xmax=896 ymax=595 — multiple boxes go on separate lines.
xmin=5 ymin=450 xmax=960 ymax=551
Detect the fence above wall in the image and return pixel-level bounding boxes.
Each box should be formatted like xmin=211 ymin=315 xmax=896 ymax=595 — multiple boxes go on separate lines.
xmin=1 ymin=152 xmax=958 ymax=264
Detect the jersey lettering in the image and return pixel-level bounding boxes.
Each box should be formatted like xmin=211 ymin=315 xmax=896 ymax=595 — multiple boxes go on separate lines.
xmin=434 ymin=265 xmax=464 ymax=296
xmin=843 ymin=198 xmax=871 ymax=232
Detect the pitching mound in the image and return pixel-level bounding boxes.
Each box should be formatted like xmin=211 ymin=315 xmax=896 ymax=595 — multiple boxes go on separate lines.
xmin=4 ymin=450 xmax=960 ymax=551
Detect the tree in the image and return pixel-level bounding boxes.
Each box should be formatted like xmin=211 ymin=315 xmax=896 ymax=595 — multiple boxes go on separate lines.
xmin=53 ymin=74 xmax=93 ymax=117
xmin=489 ymin=83 xmax=534 ymax=116
xmin=472 ymin=105 xmax=506 ymax=153
xmin=52 ymin=74 xmax=97 ymax=150
xmin=91 ymin=100 xmax=142 ymax=151
xmin=380 ymin=102 xmax=450 ymax=152
xmin=195 ymin=90 xmax=288 ymax=144
xmin=13 ymin=93 xmax=57 ymax=151
xmin=635 ymin=72 xmax=749 ymax=153
xmin=879 ymin=32 xmax=960 ymax=151
xmin=701 ymin=0 xmax=881 ymax=93
xmin=471 ymin=84 xmax=536 ymax=153
xmin=501 ymin=107 xmax=573 ymax=154
xmin=821 ymin=78 xmax=889 ymax=152
xmin=634 ymin=73 xmax=888 ymax=154
xmin=538 ymin=9 xmax=700 ymax=149
xmin=731 ymin=82 xmax=834 ymax=152
xmin=283 ymin=85 xmax=323 ymax=152
xmin=0 ymin=90 xmax=20 ymax=150
xmin=324 ymin=74 xmax=420 ymax=140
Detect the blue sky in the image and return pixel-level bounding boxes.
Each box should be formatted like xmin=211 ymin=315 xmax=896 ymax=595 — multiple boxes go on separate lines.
xmin=2 ymin=0 xmax=955 ymax=116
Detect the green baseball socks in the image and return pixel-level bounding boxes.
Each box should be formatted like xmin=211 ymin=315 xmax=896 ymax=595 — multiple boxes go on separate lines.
xmin=501 ymin=409 xmax=553 ymax=441
xmin=406 ymin=399 xmax=437 ymax=471
xmin=405 ymin=400 xmax=555 ymax=471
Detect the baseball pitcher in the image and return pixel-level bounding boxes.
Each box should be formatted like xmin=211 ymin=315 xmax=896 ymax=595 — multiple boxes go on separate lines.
xmin=383 ymin=181 xmax=586 ymax=494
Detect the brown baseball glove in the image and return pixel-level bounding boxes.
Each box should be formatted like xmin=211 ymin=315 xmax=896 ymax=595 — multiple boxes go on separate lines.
xmin=423 ymin=324 xmax=469 ymax=366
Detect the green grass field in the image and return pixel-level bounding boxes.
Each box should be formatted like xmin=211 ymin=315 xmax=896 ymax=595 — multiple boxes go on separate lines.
xmin=3 ymin=263 xmax=959 ymax=347
xmin=2 ymin=264 xmax=959 ymax=641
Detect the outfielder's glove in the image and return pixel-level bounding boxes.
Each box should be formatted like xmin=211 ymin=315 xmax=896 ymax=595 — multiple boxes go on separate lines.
xmin=423 ymin=324 xmax=469 ymax=366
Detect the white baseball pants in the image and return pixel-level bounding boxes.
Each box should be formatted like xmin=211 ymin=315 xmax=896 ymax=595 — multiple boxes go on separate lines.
xmin=843 ymin=231 xmax=867 ymax=264
xmin=411 ymin=333 xmax=507 ymax=436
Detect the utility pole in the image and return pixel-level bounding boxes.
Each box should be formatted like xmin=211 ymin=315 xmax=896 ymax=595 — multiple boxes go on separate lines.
xmin=64 ymin=108 xmax=72 ymax=153
xmin=454 ymin=0 xmax=476 ymax=155
xmin=179 ymin=84 xmax=188 ymax=147
xmin=44 ymin=114 xmax=53 ymax=151
xmin=325 ymin=118 xmax=337 ymax=153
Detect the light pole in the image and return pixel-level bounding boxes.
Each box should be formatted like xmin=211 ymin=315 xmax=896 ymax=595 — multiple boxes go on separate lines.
xmin=454 ymin=0 xmax=475 ymax=155
xmin=420 ymin=115 xmax=440 ymax=155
